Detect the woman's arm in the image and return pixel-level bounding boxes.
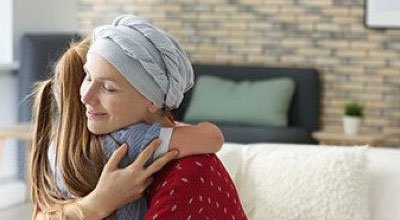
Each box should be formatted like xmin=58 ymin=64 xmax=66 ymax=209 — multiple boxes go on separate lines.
xmin=35 ymin=139 xmax=178 ymax=220
xmin=169 ymin=122 xmax=224 ymax=158
xmin=35 ymin=200 xmax=98 ymax=220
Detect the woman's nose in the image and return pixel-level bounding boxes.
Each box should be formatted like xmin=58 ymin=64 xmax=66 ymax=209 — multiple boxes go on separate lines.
xmin=80 ymin=84 xmax=98 ymax=105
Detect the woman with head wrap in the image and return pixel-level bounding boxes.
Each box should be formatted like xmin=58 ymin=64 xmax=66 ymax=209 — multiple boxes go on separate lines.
xmin=30 ymin=15 xmax=247 ymax=219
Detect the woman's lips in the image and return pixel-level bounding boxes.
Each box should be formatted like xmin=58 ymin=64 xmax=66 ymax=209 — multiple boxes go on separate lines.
xmin=87 ymin=111 xmax=107 ymax=120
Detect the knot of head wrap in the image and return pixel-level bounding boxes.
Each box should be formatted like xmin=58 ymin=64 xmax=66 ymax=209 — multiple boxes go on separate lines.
xmin=89 ymin=15 xmax=194 ymax=109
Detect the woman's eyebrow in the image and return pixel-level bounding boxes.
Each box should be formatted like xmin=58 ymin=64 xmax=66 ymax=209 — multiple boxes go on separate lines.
xmin=83 ymin=65 xmax=119 ymax=83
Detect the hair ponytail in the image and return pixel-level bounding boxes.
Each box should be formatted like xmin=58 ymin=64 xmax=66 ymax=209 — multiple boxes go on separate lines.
xmin=30 ymin=38 xmax=115 ymax=219
xmin=30 ymin=78 xmax=57 ymax=216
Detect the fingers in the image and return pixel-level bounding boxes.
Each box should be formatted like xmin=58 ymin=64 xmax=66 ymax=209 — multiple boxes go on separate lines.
xmin=104 ymin=144 xmax=127 ymax=171
xmin=132 ymin=138 xmax=161 ymax=169
xmin=143 ymin=150 xmax=179 ymax=178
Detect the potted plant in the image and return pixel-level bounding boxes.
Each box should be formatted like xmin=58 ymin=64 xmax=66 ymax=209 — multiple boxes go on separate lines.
xmin=343 ymin=102 xmax=364 ymax=135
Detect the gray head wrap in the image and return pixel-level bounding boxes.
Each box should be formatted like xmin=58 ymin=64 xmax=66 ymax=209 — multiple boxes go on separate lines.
xmin=88 ymin=15 xmax=194 ymax=109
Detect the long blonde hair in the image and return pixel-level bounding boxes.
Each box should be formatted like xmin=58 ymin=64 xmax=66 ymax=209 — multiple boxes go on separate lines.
xmin=30 ymin=37 xmax=115 ymax=219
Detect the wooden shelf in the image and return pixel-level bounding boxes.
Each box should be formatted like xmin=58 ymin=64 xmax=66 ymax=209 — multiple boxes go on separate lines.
xmin=0 ymin=122 xmax=31 ymax=140
xmin=312 ymin=130 xmax=385 ymax=146
xmin=0 ymin=62 xmax=19 ymax=72
xmin=0 ymin=122 xmax=32 ymax=202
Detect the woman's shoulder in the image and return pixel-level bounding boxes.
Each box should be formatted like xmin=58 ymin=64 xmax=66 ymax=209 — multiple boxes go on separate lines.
xmin=152 ymin=154 xmax=224 ymax=180
xmin=145 ymin=153 xmax=245 ymax=220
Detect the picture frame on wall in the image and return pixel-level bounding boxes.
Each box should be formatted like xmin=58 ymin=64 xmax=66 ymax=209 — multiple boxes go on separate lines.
xmin=365 ymin=0 xmax=400 ymax=28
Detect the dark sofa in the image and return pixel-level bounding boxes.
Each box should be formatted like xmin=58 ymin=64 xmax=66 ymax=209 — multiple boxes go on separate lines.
xmin=172 ymin=64 xmax=320 ymax=144
xmin=18 ymin=34 xmax=81 ymax=124
xmin=19 ymin=33 xmax=320 ymax=145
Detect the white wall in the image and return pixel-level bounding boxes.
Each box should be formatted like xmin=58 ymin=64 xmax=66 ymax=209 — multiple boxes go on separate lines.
xmin=0 ymin=72 xmax=18 ymax=179
xmin=0 ymin=0 xmax=13 ymax=63
xmin=13 ymin=0 xmax=78 ymax=60
xmin=0 ymin=0 xmax=78 ymax=208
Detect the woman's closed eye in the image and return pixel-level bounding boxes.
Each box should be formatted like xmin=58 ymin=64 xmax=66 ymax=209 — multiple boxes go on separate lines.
xmin=83 ymin=73 xmax=116 ymax=92
xmin=103 ymin=83 xmax=116 ymax=92
xmin=83 ymin=65 xmax=119 ymax=92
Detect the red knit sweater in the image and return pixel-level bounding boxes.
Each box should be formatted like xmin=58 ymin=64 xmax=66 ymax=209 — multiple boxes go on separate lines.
xmin=144 ymin=154 xmax=247 ymax=220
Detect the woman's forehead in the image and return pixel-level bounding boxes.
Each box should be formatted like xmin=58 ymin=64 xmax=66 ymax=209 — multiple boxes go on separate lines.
xmin=84 ymin=52 xmax=145 ymax=97
xmin=84 ymin=52 xmax=124 ymax=83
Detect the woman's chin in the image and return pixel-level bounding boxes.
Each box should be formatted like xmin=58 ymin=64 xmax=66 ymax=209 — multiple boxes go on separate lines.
xmin=87 ymin=120 xmax=133 ymax=135
xmin=87 ymin=124 xmax=109 ymax=135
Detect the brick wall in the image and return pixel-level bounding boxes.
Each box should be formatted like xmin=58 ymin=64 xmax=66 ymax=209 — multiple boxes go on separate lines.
xmin=77 ymin=0 xmax=400 ymax=147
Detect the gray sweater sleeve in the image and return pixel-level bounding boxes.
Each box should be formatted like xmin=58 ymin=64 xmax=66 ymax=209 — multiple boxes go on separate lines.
xmin=100 ymin=123 xmax=172 ymax=168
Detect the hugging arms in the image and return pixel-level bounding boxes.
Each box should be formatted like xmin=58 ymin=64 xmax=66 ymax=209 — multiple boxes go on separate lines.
xmin=30 ymin=15 xmax=247 ymax=220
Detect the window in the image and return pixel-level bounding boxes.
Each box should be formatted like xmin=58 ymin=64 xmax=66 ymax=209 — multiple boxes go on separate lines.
xmin=0 ymin=0 xmax=13 ymax=63
xmin=0 ymin=0 xmax=26 ymax=209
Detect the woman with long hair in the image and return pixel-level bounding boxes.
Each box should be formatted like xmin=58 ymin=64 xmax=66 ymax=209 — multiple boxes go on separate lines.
xmin=30 ymin=15 xmax=247 ymax=219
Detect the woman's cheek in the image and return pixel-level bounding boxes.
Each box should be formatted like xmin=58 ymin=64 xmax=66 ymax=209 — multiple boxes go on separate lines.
xmin=117 ymin=101 xmax=139 ymax=123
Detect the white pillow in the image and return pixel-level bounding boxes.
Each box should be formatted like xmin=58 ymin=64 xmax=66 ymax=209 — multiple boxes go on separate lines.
xmin=217 ymin=143 xmax=369 ymax=220
xmin=215 ymin=143 xmax=242 ymax=179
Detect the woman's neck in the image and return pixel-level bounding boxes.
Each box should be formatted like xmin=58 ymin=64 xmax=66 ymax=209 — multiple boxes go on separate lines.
xmin=145 ymin=114 xmax=175 ymax=127
xmin=144 ymin=109 xmax=177 ymax=127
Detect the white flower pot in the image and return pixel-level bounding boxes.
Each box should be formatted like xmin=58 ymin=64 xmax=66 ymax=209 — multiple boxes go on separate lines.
xmin=343 ymin=116 xmax=361 ymax=135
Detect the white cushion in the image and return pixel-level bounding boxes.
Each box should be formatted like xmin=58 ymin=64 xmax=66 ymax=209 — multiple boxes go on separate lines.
xmin=367 ymin=147 xmax=400 ymax=220
xmin=217 ymin=143 xmax=369 ymax=220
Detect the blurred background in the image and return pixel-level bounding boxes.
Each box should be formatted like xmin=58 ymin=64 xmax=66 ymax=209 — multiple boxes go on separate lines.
xmin=1 ymin=0 xmax=400 ymax=217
